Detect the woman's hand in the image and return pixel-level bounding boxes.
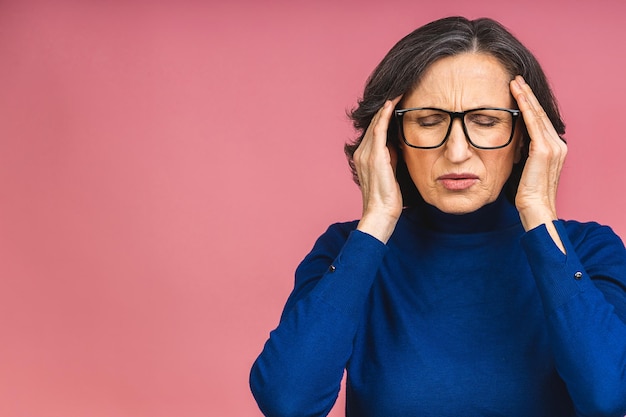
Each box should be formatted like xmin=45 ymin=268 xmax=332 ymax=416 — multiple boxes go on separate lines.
xmin=510 ymin=75 xmax=567 ymax=252
xmin=354 ymin=97 xmax=403 ymax=244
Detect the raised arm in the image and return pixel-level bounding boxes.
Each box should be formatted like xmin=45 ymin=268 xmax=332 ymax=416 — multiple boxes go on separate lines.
xmin=250 ymin=98 xmax=402 ymax=416
xmin=512 ymin=76 xmax=626 ymax=416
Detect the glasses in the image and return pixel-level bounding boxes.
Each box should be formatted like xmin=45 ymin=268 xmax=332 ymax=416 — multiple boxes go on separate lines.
xmin=394 ymin=107 xmax=520 ymax=149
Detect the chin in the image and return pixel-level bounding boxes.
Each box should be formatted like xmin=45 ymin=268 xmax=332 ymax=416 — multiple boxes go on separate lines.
xmin=428 ymin=195 xmax=492 ymax=215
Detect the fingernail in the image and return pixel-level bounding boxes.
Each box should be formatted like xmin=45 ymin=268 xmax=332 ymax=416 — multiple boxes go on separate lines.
xmin=517 ymin=75 xmax=527 ymax=85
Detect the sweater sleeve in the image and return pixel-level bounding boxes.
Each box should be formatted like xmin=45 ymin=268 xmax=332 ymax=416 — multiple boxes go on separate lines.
xmin=250 ymin=224 xmax=388 ymax=417
xmin=521 ymin=220 xmax=626 ymax=417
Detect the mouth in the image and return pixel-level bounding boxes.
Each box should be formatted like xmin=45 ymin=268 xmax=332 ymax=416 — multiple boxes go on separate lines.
xmin=437 ymin=173 xmax=479 ymax=191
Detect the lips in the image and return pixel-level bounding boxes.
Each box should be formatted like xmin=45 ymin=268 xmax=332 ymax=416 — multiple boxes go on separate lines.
xmin=437 ymin=173 xmax=479 ymax=190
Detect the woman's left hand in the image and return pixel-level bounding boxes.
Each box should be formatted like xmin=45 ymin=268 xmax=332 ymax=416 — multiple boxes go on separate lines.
xmin=510 ymin=75 xmax=567 ymax=252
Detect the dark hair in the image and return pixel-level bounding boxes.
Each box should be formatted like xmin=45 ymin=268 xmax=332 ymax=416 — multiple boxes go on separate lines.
xmin=345 ymin=16 xmax=565 ymax=207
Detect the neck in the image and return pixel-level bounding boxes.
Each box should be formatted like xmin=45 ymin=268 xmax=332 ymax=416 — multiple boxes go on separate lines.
xmin=407 ymin=193 xmax=520 ymax=234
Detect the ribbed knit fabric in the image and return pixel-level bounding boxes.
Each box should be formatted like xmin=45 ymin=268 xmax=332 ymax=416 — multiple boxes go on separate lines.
xmin=250 ymin=195 xmax=626 ymax=417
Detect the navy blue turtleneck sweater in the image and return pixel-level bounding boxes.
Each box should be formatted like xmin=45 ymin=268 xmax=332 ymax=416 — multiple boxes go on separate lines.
xmin=250 ymin=196 xmax=626 ymax=417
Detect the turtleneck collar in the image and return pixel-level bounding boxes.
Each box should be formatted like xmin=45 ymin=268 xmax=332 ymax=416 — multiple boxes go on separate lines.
xmin=404 ymin=192 xmax=521 ymax=234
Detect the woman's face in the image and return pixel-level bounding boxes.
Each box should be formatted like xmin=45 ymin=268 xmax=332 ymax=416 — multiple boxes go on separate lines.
xmin=400 ymin=53 xmax=522 ymax=214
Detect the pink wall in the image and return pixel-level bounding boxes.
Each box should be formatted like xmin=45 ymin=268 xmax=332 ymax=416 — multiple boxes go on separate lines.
xmin=0 ymin=1 xmax=624 ymax=416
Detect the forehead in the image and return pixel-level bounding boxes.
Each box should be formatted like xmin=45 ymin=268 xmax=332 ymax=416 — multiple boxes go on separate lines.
xmin=404 ymin=53 xmax=514 ymax=109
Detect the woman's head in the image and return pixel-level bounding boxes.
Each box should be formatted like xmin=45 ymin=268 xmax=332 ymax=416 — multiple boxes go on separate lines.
xmin=346 ymin=16 xmax=565 ymax=209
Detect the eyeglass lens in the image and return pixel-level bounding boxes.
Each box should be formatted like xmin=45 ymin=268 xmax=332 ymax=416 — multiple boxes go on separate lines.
xmin=400 ymin=109 xmax=514 ymax=148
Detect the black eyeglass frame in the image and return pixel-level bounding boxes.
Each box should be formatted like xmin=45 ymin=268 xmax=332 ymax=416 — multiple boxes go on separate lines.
xmin=394 ymin=107 xmax=521 ymax=150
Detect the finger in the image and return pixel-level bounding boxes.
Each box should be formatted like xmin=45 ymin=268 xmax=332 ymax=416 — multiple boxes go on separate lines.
xmin=355 ymin=102 xmax=391 ymax=171
xmin=389 ymin=94 xmax=403 ymax=107
xmin=358 ymin=104 xmax=388 ymax=155
xmin=358 ymin=95 xmax=404 ymax=161
xmin=371 ymin=96 xmax=403 ymax=143
xmin=510 ymin=77 xmax=558 ymax=143
xmin=372 ymin=101 xmax=393 ymax=138
xmin=510 ymin=79 xmax=563 ymax=153
xmin=511 ymin=77 xmax=566 ymax=208
xmin=511 ymin=77 xmax=568 ymax=168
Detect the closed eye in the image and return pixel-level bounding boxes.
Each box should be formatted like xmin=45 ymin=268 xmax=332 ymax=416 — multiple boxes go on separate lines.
xmin=413 ymin=113 xmax=448 ymax=128
xmin=466 ymin=113 xmax=501 ymax=127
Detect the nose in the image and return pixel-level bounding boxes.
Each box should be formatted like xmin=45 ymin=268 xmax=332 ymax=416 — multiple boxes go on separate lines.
xmin=443 ymin=118 xmax=472 ymax=163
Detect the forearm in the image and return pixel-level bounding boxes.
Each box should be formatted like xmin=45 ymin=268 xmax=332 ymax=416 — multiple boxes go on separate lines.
xmin=518 ymin=208 xmax=565 ymax=254
xmin=522 ymin=222 xmax=626 ymax=416
xmin=250 ymin=229 xmax=388 ymax=417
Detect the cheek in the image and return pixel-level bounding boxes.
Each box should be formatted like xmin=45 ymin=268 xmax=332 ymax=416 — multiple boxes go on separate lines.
xmin=485 ymin=151 xmax=516 ymax=185
xmin=403 ymin=151 xmax=437 ymax=188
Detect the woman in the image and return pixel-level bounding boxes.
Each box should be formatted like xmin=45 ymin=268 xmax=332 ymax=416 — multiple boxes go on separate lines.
xmin=250 ymin=17 xmax=626 ymax=417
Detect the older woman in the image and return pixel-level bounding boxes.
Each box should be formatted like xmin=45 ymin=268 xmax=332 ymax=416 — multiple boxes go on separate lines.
xmin=250 ymin=17 xmax=626 ymax=417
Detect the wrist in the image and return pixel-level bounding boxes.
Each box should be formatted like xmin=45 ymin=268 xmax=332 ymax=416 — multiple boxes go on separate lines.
xmin=357 ymin=212 xmax=399 ymax=244
xmin=519 ymin=209 xmax=565 ymax=254
xmin=518 ymin=207 xmax=557 ymax=232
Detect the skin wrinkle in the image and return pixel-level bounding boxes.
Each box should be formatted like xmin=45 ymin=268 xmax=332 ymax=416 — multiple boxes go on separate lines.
xmin=400 ymin=53 xmax=523 ymax=215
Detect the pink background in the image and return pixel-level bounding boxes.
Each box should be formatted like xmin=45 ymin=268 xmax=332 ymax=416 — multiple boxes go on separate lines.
xmin=1 ymin=1 xmax=625 ymax=416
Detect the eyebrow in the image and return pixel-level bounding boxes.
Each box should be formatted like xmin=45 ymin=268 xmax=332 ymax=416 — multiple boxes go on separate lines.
xmin=399 ymin=105 xmax=516 ymax=111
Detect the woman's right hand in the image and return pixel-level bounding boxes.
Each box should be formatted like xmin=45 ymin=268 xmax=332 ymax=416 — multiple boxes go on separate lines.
xmin=354 ymin=97 xmax=403 ymax=243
